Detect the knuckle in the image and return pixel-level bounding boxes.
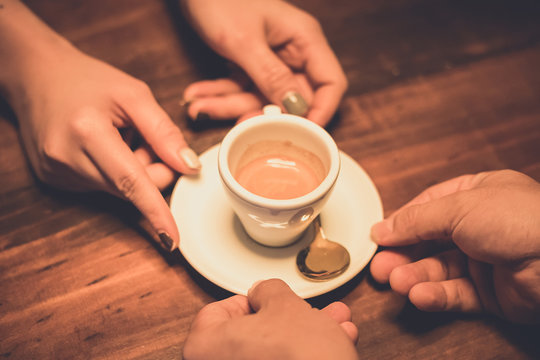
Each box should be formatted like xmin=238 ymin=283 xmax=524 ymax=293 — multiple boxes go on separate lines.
xmin=394 ymin=207 xmax=419 ymax=235
xmin=259 ymin=62 xmax=294 ymax=96
xmin=116 ymin=171 xmax=141 ymax=201
xmin=133 ymin=79 xmax=152 ymax=96
xmin=302 ymin=13 xmax=323 ymax=33
xmin=40 ymin=135 xmax=72 ymax=180
xmin=67 ymin=108 xmax=101 ymax=142
xmin=438 ymin=255 xmax=451 ymax=279
xmin=211 ymin=30 xmax=251 ymax=57
xmin=338 ymin=72 xmax=349 ymax=93
xmin=449 ymin=285 xmax=463 ymax=311
xmin=153 ymin=116 xmax=181 ymax=141
xmin=123 ymin=79 xmax=153 ymax=101
xmin=497 ymin=169 xmax=516 ymax=177
xmin=42 ymin=137 xmax=64 ymax=164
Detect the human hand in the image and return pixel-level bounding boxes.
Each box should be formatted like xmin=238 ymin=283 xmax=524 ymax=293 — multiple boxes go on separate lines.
xmin=183 ymin=279 xmax=359 ymax=360
xmin=180 ymin=0 xmax=347 ymax=126
xmin=370 ymin=170 xmax=540 ymax=323
xmin=1 ymin=1 xmax=200 ymax=250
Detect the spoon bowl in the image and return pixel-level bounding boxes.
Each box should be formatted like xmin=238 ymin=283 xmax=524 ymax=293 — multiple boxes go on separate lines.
xmin=296 ymin=217 xmax=350 ymax=281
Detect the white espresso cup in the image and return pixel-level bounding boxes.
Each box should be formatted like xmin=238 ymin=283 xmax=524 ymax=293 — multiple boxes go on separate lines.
xmin=218 ymin=105 xmax=341 ymax=247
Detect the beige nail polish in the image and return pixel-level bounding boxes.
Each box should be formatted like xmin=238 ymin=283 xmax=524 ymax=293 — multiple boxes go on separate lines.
xmin=282 ymin=91 xmax=308 ymax=116
xmin=180 ymin=147 xmax=202 ymax=171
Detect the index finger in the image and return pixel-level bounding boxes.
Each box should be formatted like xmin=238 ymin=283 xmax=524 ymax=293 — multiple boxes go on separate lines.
xmin=303 ymin=41 xmax=348 ymax=126
xmin=370 ymin=173 xmax=489 ymax=246
xmin=389 ymin=173 xmax=488 ymax=217
xmin=371 ymin=192 xmax=475 ymax=248
xmin=83 ymin=119 xmax=180 ymax=250
xmin=121 ymin=85 xmax=201 ymax=175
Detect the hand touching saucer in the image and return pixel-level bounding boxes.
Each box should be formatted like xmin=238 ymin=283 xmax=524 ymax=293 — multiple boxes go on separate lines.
xmin=0 ymin=0 xmax=201 ymax=250
xmin=183 ymin=279 xmax=359 ymax=360
xmin=370 ymin=170 xmax=540 ymax=323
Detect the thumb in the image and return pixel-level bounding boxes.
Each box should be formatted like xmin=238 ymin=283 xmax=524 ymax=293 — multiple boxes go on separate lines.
xmin=370 ymin=193 xmax=470 ymax=247
xmin=235 ymin=44 xmax=309 ymax=117
xmin=247 ymin=279 xmax=309 ymax=313
xmin=371 ymin=173 xmax=489 ymax=247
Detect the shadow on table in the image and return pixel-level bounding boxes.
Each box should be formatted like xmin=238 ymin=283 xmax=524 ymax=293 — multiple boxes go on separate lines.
xmin=177 ymin=248 xmax=368 ymax=309
xmin=392 ymin=293 xmax=540 ymax=359
xmin=494 ymin=319 xmax=540 ymax=359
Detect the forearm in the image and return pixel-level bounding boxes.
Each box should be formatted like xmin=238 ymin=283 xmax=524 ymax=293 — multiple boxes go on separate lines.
xmin=0 ymin=0 xmax=74 ymax=103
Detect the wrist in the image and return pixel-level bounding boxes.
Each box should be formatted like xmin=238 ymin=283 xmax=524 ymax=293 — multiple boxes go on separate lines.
xmin=0 ymin=1 xmax=75 ymax=104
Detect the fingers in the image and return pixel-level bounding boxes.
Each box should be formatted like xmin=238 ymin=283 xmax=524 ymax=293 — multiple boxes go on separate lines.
xmin=133 ymin=145 xmax=177 ymax=190
xmin=191 ymin=295 xmax=251 ymax=331
xmin=321 ymin=302 xmax=358 ymax=342
xmin=247 ymin=279 xmax=309 ymax=313
xmin=307 ymin=82 xmax=346 ymax=126
xmin=183 ymin=78 xmax=245 ymax=100
xmin=370 ymin=173 xmax=489 ymax=247
xmin=249 ymin=280 xmax=359 ymax=344
xmin=388 ymin=249 xmax=467 ymax=296
xmin=144 ymin=163 xmax=177 ymax=190
xmin=184 ymin=294 xmax=251 ymax=359
xmin=302 ymin=41 xmax=347 ymax=126
xmin=339 ymin=322 xmax=359 ymax=343
xmin=83 ymin=117 xmax=180 ymax=250
xmin=186 ymin=91 xmax=263 ymax=121
xmin=268 ymin=13 xmax=346 ymax=125
xmin=370 ymin=247 xmax=424 ymax=283
xmin=377 ymin=248 xmax=483 ymax=314
xmin=237 ymin=109 xmax=263 ymax=123
xmin=183 ymin=78 xmax=264 ymax=121
xmin=122 ymin=85 xmax=201 ymax=174
xmin=409 ymin=279 xmax=483 ymax=313
xmin=234 ymin=43 xmax=309 ymax=117
xmin=320 ymin=301 xmax=351 ymax=323
xmin=371 ymin=192 xmax=471 ymax=247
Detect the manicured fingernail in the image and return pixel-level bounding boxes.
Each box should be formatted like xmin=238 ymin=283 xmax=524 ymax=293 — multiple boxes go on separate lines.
xmin=370 ymin=220 xmax=393 ymax=244
xmin=179 ymin=147 xmax=202 ymax=171
xmin=158 ymin=232 xmax=176 ymax=252
xmin=282 ymin=91 xmax=308 ymax=116
xmin=194 ymin=112 xmax=210 ymax=122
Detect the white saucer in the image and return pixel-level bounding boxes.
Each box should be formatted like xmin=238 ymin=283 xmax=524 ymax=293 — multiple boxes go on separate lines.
xmin=170 ymin=144 xmax=383 ymax=298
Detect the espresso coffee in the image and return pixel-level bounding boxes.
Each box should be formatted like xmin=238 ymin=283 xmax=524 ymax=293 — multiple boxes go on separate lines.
xmin=234 ymin=140 xmax=326 ymax=200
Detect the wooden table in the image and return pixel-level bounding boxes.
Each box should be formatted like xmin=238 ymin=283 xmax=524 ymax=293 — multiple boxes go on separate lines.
xmin=1 ymin=0 xmax=539 ymax=358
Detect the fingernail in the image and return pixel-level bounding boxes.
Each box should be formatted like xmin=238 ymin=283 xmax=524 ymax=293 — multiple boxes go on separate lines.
xmin=282 ymin=91 xmax=308 ymax=116
xmin=158 ymin=232 xmax=176 ymax=252
xmin=370 ymin=220 xmax=393 ymax=244
xmin=194 ymin=112 xmax=210 ymax=123
xmin=179 ymin=147 xmax=202 ymax=171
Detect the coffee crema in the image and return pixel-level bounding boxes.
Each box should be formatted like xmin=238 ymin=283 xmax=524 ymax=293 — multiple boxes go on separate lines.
xmin=234 ymin=140 xmax=326 ymax=200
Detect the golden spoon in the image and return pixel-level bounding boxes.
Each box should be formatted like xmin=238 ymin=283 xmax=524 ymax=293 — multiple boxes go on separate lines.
xmin=296 ymin=216 xmax=350 ymax=281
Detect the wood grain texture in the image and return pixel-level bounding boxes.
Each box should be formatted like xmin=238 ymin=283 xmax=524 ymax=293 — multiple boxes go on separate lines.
xmin=1 ymin=0 xmax=539 ymax=359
